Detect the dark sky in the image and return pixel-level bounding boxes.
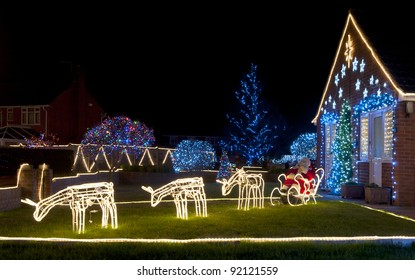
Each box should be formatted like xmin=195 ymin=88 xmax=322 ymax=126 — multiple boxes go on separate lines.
xmin=0 ymin=1 xmax=389 ymax=145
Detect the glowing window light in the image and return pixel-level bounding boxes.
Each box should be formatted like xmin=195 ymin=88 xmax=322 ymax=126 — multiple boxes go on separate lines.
xmin=142 ymin=177 xmax=207 ymax=219
xmin=360 ymin=115 xmax=369 ymax=160
xmin=384 ymin=110 xmax=393 ymax=158
xmin=21 ymin=182 xmax=118 ymax=234
xmin=216 ymin=168 xmax=265 ymax=211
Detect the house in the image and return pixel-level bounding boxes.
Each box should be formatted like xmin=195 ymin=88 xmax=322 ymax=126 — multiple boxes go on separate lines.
xmin=313 ymin=9 xmax=415 ymax=206
xmin=0 ymin=65 xmax=105 ymax=145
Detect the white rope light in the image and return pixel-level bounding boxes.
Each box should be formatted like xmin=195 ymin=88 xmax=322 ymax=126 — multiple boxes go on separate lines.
xmin=216 ymin=168 xmax=265 ymax=210
xmin=142 ymin=177 xmax=207 ymax=219
xmin=21 ymin=182 xmax=118 ymax=234
xmin=1 ymin=236 xmax=414 ymax=246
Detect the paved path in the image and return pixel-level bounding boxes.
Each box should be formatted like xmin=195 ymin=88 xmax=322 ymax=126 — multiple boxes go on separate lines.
xmin=320 ymin=192 xmax=415 ymax=221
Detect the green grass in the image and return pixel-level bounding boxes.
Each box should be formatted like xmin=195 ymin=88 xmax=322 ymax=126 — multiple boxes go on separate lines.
xmin=1 ymin=182 xmax=415 ymax=259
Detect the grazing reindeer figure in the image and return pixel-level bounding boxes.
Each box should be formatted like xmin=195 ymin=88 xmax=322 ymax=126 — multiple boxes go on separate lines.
xmin=21 ymin=182 xmax=118 ymax=234
xmin=216 ymin=168 xmax=264 ymax=210
xmin=141 ymin=177 xmax=207 ymax=219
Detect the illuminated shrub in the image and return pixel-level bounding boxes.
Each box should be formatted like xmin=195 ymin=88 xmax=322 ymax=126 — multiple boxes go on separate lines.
xmin=172 ymin=140 xmax=215 ymax=173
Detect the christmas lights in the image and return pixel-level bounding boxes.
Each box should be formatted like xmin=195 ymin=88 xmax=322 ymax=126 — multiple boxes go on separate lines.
xmin=142 ymin=177 xmax=207 ymax=219
xmin=22 ymin=182 xmax=118 ymax=234
xmin=217 ymin=168 xmax=265 ymax=210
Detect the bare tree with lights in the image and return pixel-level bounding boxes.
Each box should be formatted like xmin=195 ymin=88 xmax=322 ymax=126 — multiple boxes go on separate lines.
xmin=223 ymin=63 xmax=285 ymax=166
xmin=289 ymin=132 xmax=317 ymax=162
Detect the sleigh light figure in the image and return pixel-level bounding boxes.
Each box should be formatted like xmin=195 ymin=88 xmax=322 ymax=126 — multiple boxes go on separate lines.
xmin=22 ymin=182 xmax=118 ymax=234
xmin=216 ymin=168 xmax=265 ymax=210
xmin=141 ymin=177 xmax=207 ymax=219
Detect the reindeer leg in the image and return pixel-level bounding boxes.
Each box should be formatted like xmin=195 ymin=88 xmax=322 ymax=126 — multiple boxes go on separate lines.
xmin=111 ymin=202 xmax=118 ymax=229
xmin=183 ymin=195 xmax=188 ymax=219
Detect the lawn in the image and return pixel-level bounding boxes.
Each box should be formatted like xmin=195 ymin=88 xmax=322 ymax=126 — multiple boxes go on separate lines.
xmin=1 ymin=182 xmax=415 ymax=259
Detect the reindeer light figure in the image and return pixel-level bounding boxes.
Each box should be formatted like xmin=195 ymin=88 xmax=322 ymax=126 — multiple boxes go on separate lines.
xmin=216 ymin=168 xmax=264 ymax=210
xmin=22 ymin=182 xmax=118 ymax=234
xmin=141 ymin=177 xmax=207 ymax=219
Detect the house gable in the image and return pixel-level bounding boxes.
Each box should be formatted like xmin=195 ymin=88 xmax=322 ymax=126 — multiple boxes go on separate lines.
xmin=313 ymin=12 xmax=402 ymax=125
xmin=314 ymin=10 xmax=415 ymax=206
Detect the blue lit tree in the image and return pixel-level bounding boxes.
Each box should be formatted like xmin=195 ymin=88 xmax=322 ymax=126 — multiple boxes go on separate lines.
xmin=172 ymin=139 xmax=215 ymax=173
xmin=326 ymin=100 xmax=353 ymax=194
xmin=290 ymin=132 xmax=317 ymax=161
xmin=81 ymin=115 xmax=155 ymax=170
xmin=216 ymin=149 xmax=233 ymax=179
xmin=223 ymin=63 xmax=285 ymax=166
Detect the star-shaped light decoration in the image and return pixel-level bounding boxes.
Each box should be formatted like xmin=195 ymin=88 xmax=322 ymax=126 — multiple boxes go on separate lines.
xmin=341 ymin=64 xmax=346 ymax=78
xmin=338 ymin=87 xmax=343 ymax=99
xmin=360 ymin=59 xmax=366 ymax=72
xmin=352 ymin=57 xmax=359 ymax=71
xmin=335 ymin=74 xmax=339 ymax=86
xmin=344 ymin=34 xmax=354 ymax=68
xmin=363 ymin=88 xmax=368 ymax=98
xmin=355 ymin=79 xmax=361 ymax=90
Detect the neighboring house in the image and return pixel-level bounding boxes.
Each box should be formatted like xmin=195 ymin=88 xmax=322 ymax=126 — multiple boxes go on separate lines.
xmin=0 ymin=65 xmax=105 ymax=145
xmin=313 ymin=9 xmax=415 ymax=206
xmin=0 ymin=126 xmax=39 ymax=146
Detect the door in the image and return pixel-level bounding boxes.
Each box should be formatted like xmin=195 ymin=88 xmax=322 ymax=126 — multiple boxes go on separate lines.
xmin=369 ymin=111 xmax=383 ymax=186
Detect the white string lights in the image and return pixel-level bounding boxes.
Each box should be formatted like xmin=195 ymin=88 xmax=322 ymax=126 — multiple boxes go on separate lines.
xmin=142 ymin=177 xmax=207 ymax=219
xmin=216 ymin=168 xmax=265 ymax=210
xmin=21 ymin=182 xmax=118 ymax=234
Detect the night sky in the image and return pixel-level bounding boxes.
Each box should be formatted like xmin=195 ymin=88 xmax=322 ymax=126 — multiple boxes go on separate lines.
xmin=0 ymin=1 xmax=398 ymax=146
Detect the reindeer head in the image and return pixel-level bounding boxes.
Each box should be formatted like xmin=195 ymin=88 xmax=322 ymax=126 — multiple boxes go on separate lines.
xmin=217 ymin=169 xmax=246 ymax=196
xmin=216 ymin=178 xmax=230 ymax=196
xmin=21 ymin=198 xmax=47 ymax=221
xmin=141 ymin=186 xmax=160 ymax=207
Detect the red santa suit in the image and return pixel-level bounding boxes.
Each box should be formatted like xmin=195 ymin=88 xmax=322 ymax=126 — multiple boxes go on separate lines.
xmin=282 ymin=159 xmax=315 ymax=194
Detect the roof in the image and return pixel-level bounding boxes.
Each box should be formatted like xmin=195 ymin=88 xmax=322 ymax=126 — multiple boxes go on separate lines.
xmin=0 ymin=126 xmax=40 ymax=140
xmin=0 ymin=63 xmax=80 ymax=106
xmin=350 ymin=8 xmax=415 ymax=93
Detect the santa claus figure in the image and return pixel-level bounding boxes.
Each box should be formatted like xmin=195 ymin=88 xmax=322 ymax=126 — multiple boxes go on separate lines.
xmin=281 ymin=157 xmax=315 ymax=194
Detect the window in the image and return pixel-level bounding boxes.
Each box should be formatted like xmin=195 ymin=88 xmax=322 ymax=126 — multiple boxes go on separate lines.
xmin=359 ymin=106 xmax=393 ymax=161
xmin=383 ymin=109 xmax=393 ymax=159
xmin=21 ymin=107 xmax=40 ymax=125
xmin=324 ymin=122 xmax=336 ymax=175
xmin=360 ymin=114 xmax=369 ymax=160
xmin=7 ymin=108 xmax=13 ymax=122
